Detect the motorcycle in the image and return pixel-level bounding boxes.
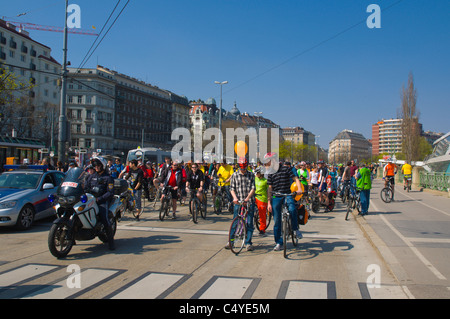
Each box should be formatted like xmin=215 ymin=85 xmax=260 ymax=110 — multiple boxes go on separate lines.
xmin=47 ymin=167 xmax=126 ymax=258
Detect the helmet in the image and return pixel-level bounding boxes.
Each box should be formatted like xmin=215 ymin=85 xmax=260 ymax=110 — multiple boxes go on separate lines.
xmin=290 ymin=182 xmax=304 ymax=201
xmin=91 ymin=156 xmax=107 ymax=170
xmin=254 ymin=166 xmax=263 ymax=174
xmin=264 ymin=152 xmax=277 ymax=162
xmin=238 ymin=157 xmax=248 ymax=169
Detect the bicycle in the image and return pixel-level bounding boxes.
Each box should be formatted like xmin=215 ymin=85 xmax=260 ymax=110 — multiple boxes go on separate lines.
xmin=273 ymin=192 xmax=299 ymax=258
xmin=345 ymin=187 xmax=354 ymax=221
xmin=404 ymin=174 xmax=412 ymax=192
xmin=309 ymin=186 xmax=320 ymax=213
xmin=159 ymin=186 xmax=175 ymax=221
xmin=188 ymin=188 xmax=204 ymax=224
xmin=116 ymin=180 xmax=137 ymax=221
xmin=213 ymin=181 xmax=232 ymax=214
xmin=228 ymin=201 xmax=250 ymax=255
xmin=381 ymin=176 xmax=394 ymax=203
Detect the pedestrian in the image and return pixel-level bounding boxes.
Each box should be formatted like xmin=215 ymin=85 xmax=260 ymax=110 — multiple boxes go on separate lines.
xmin=356 ymin=163 xmax=372 ymax=215
xmin=267 ymin=154 xmax=303 ymax=251
xmin=254 ymin=166 xmax=268 ymax=236
xmin=228 ymin=157 xmax=256 ymax=251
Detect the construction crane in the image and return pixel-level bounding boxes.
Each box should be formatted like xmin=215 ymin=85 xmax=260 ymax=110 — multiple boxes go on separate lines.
xmin=4 ymin=20 xmax=98 ymax=36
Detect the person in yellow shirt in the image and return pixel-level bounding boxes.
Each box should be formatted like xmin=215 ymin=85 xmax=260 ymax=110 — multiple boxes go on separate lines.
xmin=401 ymin=161 xmax=413 ymax=190
xmin=217 ymin=161 xmax=234 ymax=208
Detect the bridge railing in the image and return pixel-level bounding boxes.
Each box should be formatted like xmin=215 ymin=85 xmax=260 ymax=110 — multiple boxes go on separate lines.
xmin=419 ymin=171 xmax=450 ymax=191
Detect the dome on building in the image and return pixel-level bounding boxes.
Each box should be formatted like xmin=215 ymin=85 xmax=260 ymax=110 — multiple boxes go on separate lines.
xmin=230 ymin=102 xmax=241 ymax=116
xmin=206 ymin=97 xmax=216 ymax=106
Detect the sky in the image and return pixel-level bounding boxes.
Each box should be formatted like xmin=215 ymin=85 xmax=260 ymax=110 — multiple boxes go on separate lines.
xmin=2 ymin=0 xmax=449 ymax=148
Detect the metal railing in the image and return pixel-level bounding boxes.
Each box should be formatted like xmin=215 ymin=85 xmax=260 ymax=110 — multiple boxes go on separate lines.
xmin=419 ymin=172 xmax=450 ymax=191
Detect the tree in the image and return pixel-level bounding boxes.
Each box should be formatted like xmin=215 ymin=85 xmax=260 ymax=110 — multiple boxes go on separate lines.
xmin=399 ymin=72 xmax=420 ymax=163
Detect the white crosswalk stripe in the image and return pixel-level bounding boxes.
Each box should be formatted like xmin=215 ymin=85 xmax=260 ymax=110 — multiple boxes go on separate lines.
xmin=109 ymin=272 xmax=188 ymax=299
xmin=192 ymin=276 xmax=261 ymax=299
xmin=0 ymin=264 xmax=59 ymax=288
xmin=278 ymin=280 xmax=336 ymax=299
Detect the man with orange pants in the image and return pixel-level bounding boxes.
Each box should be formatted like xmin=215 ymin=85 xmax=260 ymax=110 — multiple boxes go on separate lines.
xmin=254 ymin=166 xmax=269 ymax=236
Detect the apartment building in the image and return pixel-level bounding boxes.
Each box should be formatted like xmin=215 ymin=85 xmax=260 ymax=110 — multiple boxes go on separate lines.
xmin=328 ymin=129 xmax=372 ymax=163
xmin=281 ymin=126 xmax=315 ymax=146
xmin=0 ymin=19 xmax=61 ymax=142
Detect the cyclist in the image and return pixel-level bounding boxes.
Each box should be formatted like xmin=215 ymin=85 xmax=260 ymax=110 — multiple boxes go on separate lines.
xmin=340 ymin=161 xmax=354 ymax=198
xmin=356 ymin=163 xmax=372 ymax=215
xmin=401 ymin=161 xmax=413 ymax=190
xmin=254 ymin=166 xmax=269 ymax=236
xmin=317 ymin=161 xmax=329 ymax=207
xmin=383 ymin=160 xmax=398 ymax=201
xmin=158 ymin=161 xmax=183 ymax=219
xmin=267 ymin=154 xmax=303 ymax=251
xmin=186 ymin=163 xmax=205 ymax=219
xmin=217 ymin=160 xmax=234 ymax=211
xmin=297 ymin=161 xmax=309 ymax=201
xmin=127 ymin=159 xmax=144 ymax=219
xmin=227 ymin=157 xmax=256 ymax=251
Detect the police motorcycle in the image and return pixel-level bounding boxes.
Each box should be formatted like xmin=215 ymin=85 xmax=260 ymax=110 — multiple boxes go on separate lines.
xmin=47 ymin=166 xmax=126 ymax=258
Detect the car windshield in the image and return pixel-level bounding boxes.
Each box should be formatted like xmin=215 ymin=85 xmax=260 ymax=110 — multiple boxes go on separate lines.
xmin=0 ymin=173 xmax=41 ymax=189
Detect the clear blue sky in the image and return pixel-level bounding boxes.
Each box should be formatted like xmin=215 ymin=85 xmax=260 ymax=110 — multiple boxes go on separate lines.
xmin=2 ymin=0 xmax=449 ymax=148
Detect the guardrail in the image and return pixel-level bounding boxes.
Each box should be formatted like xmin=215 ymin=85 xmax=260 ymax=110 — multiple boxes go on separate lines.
xmin=419 ymin=172 xmax=450 ymax=191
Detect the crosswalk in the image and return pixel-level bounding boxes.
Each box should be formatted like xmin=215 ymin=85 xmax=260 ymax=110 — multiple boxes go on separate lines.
xmin=0 ymin=263 xmax=410 ymax=299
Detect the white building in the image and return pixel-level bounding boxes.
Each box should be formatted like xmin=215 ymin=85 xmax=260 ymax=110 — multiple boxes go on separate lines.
xmin=66 ymin=67 xmax=116 ymax=154
xmin=0 ymin=19 xmax=61 ymax=142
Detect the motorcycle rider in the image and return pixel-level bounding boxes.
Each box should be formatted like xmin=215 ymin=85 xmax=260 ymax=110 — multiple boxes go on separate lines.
xmin=84 ymin=157 xmax=116 ymax=250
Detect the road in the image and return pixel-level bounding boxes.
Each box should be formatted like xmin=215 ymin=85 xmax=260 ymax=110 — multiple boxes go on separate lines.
xmin=0 ymin=180 xmax=448 ymax=301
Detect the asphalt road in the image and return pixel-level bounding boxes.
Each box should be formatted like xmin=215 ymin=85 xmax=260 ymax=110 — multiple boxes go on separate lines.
xmin=1 ymin=180 xmax=448 ymax=300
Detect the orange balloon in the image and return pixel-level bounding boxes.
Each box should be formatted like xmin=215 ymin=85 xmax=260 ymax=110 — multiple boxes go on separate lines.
xmin=234 ymin=141 xmax=248 ymax=157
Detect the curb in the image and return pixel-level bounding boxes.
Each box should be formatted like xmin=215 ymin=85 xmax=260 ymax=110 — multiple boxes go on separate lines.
xmin=349 ymin=205 xmax=414 ymax=298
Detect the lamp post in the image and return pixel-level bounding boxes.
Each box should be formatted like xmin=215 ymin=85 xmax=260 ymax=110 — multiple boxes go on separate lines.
xmin=58 ymin=0 xmax=69 ymax=163
xmin=214 ymin=81 xmax=228 ymax=162
xmin=254 ymin=112 xmax=262 ymax=160
xmin=316 ymin=135 xmax=320 ymax=163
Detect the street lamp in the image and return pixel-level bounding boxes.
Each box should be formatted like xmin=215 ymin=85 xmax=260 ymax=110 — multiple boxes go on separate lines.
xmin=214 ymin=81 xmax=228 ymax=162
xmin=254 ymin=112 xmax=262 ymax=160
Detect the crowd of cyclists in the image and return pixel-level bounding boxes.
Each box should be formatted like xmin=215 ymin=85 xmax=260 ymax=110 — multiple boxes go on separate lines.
xmin=79 ymin=153 xmax=413 ymax=252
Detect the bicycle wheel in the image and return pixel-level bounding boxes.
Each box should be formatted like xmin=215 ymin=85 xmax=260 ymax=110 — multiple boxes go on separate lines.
xmin=380 ymin=187 xmax=392 ymax=203
xmin=282 ymin=211 xmax=289 ymax=258
xmin=345 ymin=197 xmax=353 ymax=221
xmin=159 ymin=200 xmax=168 ymax=221
xmin=201 ymin=193 xmax=207 ymax=219
xmin=214 ymin=195 xmax=222 ymax=214
xmin=229 ymin=217 xmax=246 ymax=255
xmin=133 ymin=207 xmax=143 ymax=219
xmin=191 ymin=199 xmax=199 ymax=224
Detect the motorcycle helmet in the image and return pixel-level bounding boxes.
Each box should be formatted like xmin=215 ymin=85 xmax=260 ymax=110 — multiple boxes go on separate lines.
xmin=92 ymin=156 xmax=107 ymax=170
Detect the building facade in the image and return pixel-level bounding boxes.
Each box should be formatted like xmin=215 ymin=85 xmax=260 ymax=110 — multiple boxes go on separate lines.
xmin=328 ymin=129 xmax=372 ymax=163
xmin=0 ymin=19 xmax=61 ymax=145
xmin=66 ymin=67 xmax=116 ymax=154
xmin=281 ymin=126 xmax=315 ymax=146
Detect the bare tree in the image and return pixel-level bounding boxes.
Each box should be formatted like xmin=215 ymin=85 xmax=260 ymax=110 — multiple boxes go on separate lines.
xmin=399 ymin=72 xmax=420 ymax=163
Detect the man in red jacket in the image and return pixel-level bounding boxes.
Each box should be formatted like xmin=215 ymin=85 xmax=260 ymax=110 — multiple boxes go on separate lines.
xmin=158 ymin=161 xmax=183 ymax=219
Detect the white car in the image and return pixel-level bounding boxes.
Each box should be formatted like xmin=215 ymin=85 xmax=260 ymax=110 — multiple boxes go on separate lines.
xmin=0 ymin=165 xmax=65 ymax=230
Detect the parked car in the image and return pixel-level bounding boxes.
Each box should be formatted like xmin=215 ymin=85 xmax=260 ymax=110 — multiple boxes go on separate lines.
xmin=0 ymin=165 xmax=65 ymax=230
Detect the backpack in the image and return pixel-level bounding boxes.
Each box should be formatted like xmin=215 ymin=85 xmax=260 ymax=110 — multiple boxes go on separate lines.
xmin=297 ymin=204 xmax=309 ymax=225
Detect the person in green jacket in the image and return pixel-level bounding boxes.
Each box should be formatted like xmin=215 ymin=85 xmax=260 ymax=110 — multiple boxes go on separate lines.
xmin=254 ymin=166 xmax=269 ymax=235
xmin=356 ymin=163 xmax=372 ymax=216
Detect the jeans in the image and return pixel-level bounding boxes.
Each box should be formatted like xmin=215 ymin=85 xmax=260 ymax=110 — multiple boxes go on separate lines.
xmin=272 ymin=195 xmax=298 ymax=245
xmin=133 ymin=189 xmax=142 ymax=210
xmin=231 ymin=202 xmax=255 ymax=245
xmin=360 ymin=190 xmax=370 ymax=214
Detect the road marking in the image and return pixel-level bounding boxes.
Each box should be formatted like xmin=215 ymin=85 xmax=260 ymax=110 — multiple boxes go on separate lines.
xmin=192 ymin=276 xmax=261 ymax=299
xmin=22 ymin=268 xmax=120 ymax=299
xmin=358 ymin=282 xmax=412 ymax=299
xmin=118 ymin=224 xmax=356 ymax=240
xmin=371 ymin=201 xmax=447 ymax=281
xmin=278 ymin=280 xmax=336 ymax=299
xmin=118 ymin=224 xmax=228 ymax=236
xmin=407 ymin=237 xmax=450 ymax=244
xmin=110 ymin=272 xmax=189 ymax=299
xmin=398 ymin=189 xmax=450 ymax=217
xmin=0 ymin=264 xmax=59 ymax=288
